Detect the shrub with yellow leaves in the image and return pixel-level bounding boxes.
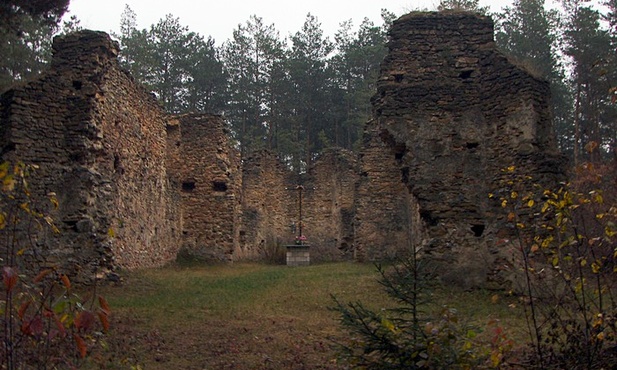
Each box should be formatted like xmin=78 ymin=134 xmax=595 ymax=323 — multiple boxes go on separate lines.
xmin=492 ymin=163 xmax=616 ymax=369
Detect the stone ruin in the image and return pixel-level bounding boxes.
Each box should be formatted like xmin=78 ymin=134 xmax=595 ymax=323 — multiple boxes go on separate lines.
xmin=364 ymin=12 xmax=565 ymax=288
xmin=0 ymin=31 xmax=180 ymax=277
xmin=0 ymin=12 xmax=565 ymax=288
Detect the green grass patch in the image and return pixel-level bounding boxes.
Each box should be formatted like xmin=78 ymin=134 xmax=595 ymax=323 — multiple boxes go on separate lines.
xmin=95 ymin=262 xmax=527 ymax=368
xmin=105 ymin=262 xmax=385 ymax=327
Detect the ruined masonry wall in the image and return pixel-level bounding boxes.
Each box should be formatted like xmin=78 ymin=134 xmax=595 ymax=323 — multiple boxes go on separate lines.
xmin=0 ymin=15 xmax=566 ymax=285
xmin=367 ymin=12 xmax=566 ymax=288
xmin=0 ymin=31 xmax=181 ymax=278
xmin=355 ymin=122 xmax=416 ymax=261
xmin=303 ymin=148 xmax=358 ymax=261
xmin=96 ymin=42 xmax=181 ymax=271
xmin=173 ymin=114 xmax=242 ymax=261
xmin=240 ymin=148 xmax=360 ymax=262
xmin=240 ymin=150 xmax=295 ymax=259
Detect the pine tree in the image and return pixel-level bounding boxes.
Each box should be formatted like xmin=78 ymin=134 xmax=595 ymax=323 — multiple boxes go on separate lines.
xmin=332 ymin=12 xmax=391 ymax=150
xmin=184 ymin=36 xmax=227 ymax=114
xmin=561 ymin=0 xmax=614 ymax=163
xmin=494 ymin=0 xmax=574 ymax=155
xmin=288 ymin=14 xmax=336 ymax=170
xmin=221 ymin=15 xmax=287 ymax=155
xmin=0 ymin=3 xmax=78 ymax=92
xmin=117 ymin=8 xmax=226 ymax=115
xmin=603 ymin=0 xmax=617 ymax=158
xmin=0 ymin=0 xmax=69 ymax=34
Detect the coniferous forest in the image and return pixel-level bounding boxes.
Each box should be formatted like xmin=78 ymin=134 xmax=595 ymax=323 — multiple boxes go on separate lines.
xmin=1 ymin=0 xmax=616 ymax=171
xmin=2 ymin=1 xmax=617 ymax=368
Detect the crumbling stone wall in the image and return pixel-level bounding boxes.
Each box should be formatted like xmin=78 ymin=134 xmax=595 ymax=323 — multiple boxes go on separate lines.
xmin=171 ymin=113 xmax=242 ymax=261
xmin=366 ymin=12 xmax=565 ymax=288
xmin=302 ymin=148 xmax=358 ymax=261
xmin=0 ymin=17 xmax=566 ymax=284
xmin=240 ymin=148 xmax=359 ymax=262
xmin=0 ymin=31 xmax=181 ymax=279
xmin=355 ymin=122 xmax=418 ymax=261
xmin=240 ymin=150 xmax=295 ymax=258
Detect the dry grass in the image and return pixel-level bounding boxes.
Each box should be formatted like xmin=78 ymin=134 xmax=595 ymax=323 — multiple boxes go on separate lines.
xmin=86 ymin=262 xmax=527 ymax=369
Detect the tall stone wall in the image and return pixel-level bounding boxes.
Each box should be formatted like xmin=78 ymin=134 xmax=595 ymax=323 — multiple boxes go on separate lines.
xmin=355 ymin=123 xmax=415 ymax=260
xmin=367 ymin=12 xmax=565 ymax=288
xmin=172 ymin=113 xmax=242 ymax=261
xmin=239 ymin=148 xmax=360 ymax=262
xmin=0 ymin=31 xmax=181 ymax=279
xmin=240 ymin=150 xmax=295 ymax=258
xmin=0 ymin=18 xmax=566 ymax=285
xmin=302 ymin=148 xmax=358 ymax=261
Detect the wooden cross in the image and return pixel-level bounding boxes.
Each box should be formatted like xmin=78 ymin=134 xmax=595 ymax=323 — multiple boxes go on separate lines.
xmin=286 ymin=184 xmax=314 ymax=244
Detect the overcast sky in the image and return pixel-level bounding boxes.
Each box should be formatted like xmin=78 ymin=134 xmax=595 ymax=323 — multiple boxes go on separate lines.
xmin=66 ymin=0 xmax=517 ymax=45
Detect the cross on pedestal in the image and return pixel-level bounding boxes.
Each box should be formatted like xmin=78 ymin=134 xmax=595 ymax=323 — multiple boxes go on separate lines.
xmin=286 ymin=184 xmax=313 ymax=245
xmin=285 ymin=184 xmax=314 ymax=266
xmin=295 ymin=185 xmax=305 ymax=243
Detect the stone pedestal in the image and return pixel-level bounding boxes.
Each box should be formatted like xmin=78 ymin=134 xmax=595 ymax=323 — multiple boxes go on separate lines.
xmin=286 ymin=245 xmax=310 ymax=266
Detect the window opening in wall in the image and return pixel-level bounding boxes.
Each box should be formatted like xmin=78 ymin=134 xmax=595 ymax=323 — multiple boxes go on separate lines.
xmin=0 ymin=143 xmax=15 ymax=156
xmin=72 ymin=80 xmax=82 ymax=90
xmin=394 ymin=73 xmax=404 ymax=83
xmin=401 ymin=166 xmax=410 ymax=183
xmin=465 ymin=142 xmax=479 ymax=150
xmin=420 ymin=210 xmax=439 ymax=227
xmin=113 ymin=155 xmax=120 ymax=170
xmin=213 ymin=181 xmax=228 ymax=192
xmin=471 ymin=224 xmax=485 ymax=237
xmin=182 ymin=180 xmax=196 ymax=192
xmin=63 ymin=220 xmax=78 ymax=231
xmin=459 ymin=70 xmax=473 ymax=79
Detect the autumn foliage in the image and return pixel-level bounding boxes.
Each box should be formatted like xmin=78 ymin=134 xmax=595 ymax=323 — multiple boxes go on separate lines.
xmin=493 ymin=160 xmax=617 ymax=368
xmin=0 ymin=161 xmax=110 ymax=369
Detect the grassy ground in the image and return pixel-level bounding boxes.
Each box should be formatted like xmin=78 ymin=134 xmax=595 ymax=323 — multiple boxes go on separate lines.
xmin=87 ymin=262 xmax=527 ymax=369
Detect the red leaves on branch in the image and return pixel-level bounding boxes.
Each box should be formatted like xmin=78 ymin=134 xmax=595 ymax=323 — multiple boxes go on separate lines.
xmin=21 ymin=315 xmax=44 ymax=336
xmin=97 ymin=311 xmax=110 ymax=333
xmin=73 ymin=334 xmax=87 ymax=358
xmin=60 ymin=274 xmax=71 ymax=290
xmin=53 ymin=314 xmax=66 ymax=338
xmin=74 ymin=310 xmax=95 ymax=332
xmin=33 ymin=268 xmax=53 ymax=283
xmin=98 ymin=295 xmax=110 ymax=314
xmin=3 ymin=266 xmax=18 ymax=292
xmin=97 ymin=295 xmax=111 ymax=332
xmin=18 ymin=301 xmax=30 ymax=319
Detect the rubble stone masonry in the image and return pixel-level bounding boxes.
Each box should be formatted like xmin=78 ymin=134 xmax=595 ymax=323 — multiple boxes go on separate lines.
xmin=303 ymin=148 xmax=358 ymax=261
xmin=0 ymin=31 xmax=181 ymax=280
xmin=240 ymin=150 xmax=295 ymax=259
xmin=0 ymin=12 xmax=566 ymax=289
xmin=366 ymin=12 xmax=566 ymax=288
xmin=171 ymin=113 xmax=242 ymax=261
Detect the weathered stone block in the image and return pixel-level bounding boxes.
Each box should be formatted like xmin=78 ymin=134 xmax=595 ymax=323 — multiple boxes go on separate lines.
xmin=286 ymin=245 xmax=310 ymax=266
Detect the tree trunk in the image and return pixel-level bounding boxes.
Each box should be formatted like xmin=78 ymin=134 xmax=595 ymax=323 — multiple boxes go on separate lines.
xmin=574 ymin=82 xmax=581 ymax=166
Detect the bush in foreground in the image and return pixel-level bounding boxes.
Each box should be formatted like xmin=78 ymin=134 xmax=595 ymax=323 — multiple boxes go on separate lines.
xmin=331 ymin=251 xmax=511 ymax=369
xmin=494 ymin=163 xmax=617 ymax=369
xmin=0 ymin=161 xmax=110 ymax=369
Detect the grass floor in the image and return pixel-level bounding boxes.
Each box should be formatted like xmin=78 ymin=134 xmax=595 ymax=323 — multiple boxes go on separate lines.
xmin=88 ymin=262 xmax=528 ymax=369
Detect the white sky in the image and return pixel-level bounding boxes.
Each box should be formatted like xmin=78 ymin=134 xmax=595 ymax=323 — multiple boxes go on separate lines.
xmin=65 ymin=0 xmax=516 ymax=45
